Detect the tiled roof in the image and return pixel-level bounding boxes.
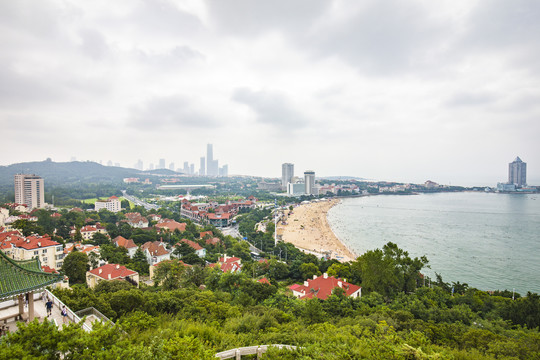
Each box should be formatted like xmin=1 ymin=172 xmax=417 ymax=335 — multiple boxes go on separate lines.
xmin=0 ymin=251 xmax=63 ymax=300
xmin=114 ymin=236 xmax=137 ymax=249
xmin=200 ymin=231 xmax=213 ymax=238
xmin=87 ymin=264 xmax=137 ymax=280
xmin=155 ymin=220 xmax=186 ymax=232
xmin=205 ymin=237 xmax=220 ymax=246
xmin=257 ymin=278 xmax=271 ymax=284
xmin=178 ymin=239 xmax=203 ymax=251
xmin=142 ymin=241 xmax=169 ymax=257
xmin=290 ymin=275 xmax=361 ymax=300
xmin=11 ymin=235 xmax=59 ymax=250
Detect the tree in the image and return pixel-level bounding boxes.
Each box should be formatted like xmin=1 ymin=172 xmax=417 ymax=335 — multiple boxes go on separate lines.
xmin=62 ymin=251 xmax=89 ymax=285
xmin=90 ymin=232 xmax=109 ymax=245
xmin=152 ymin=259 xmax=187 ymax=290
xmin=299 ymin=263 xmax=321 ymax=280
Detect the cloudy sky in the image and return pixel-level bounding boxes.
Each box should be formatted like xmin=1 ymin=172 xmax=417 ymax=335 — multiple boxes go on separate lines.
xmin=1 ymin=0 xmax=539 ymax=185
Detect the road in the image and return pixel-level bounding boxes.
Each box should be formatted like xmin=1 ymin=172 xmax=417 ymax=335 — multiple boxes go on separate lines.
xmin=121 ymin=190 xmax=160 ymax=211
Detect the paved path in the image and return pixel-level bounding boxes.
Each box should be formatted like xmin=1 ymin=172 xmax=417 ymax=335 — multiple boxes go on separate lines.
xmin=0 ymin=298 xmax=72 ymax=334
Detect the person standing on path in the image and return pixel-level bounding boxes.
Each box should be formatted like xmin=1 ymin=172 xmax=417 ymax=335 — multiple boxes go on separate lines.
xmin=45 ymin=298 xmax=53 ymax=317
xmin=61 ymin=305 xmax=68 ymax=324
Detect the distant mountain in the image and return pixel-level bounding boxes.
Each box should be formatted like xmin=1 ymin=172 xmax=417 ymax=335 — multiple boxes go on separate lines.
xmin=0 ymin=160 xmax=144 ymax=186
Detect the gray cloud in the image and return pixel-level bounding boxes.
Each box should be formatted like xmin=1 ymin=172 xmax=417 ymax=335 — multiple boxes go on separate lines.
xmin=445 ymin=91 xmax=500 ymax=108
xmin=205 ymin=0 xmax=329 ymax=36
xmin=128 ymin=95 xmax=219 ymax=131
xmin=79 ymin=29 xmax=109 ymax=60
xmin=232 ymin=88 xmax=307 ymax=129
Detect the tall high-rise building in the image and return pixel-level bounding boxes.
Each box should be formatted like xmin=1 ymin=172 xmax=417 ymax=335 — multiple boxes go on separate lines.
xmin=135 ymin=159 xmax=143 ymax=171
xmin=206 ymin=143 xmax=219 ymax=176
xmin=14 ymin=174 xmax=45 ymax=209
xmin=190 ymin=164 xmax=195 ymax=175
xmin=183 ymin=162 xmax=189 ymax=174
xmin=304 ymin=170 xmax=315 ymax=195
xmin=169 ymin=162 xmax=175 ymax=171
xmin=219 ymin=165 xmax=229 ymax=177
xmin=282 ymin=163 xmax=294 ymax=190
xmin=200 ymin=157 xmax=206 ymax=176
xmin=159 ymin=158 xmax=166 ymax=169
xmin=508 ymin=157 xmax=527 ymax=186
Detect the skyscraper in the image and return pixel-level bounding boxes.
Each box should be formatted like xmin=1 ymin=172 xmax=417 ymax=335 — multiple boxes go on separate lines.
xmin=282 ymin=163 xmax=294 ymax=190
xmin=14 ymin=174 xmax=45 ymax=209
xmin=159 ymin=158 xmax=166 ymax=169
xmin=304 ymin=170 xmax=315 ymax=195
xmin=508 ymin=157 xmax=527 ymax=186
xmin=200 ymin=157 xmax=206 ymax=176
xmin=206 ymin=143 xmax=219 ymax=176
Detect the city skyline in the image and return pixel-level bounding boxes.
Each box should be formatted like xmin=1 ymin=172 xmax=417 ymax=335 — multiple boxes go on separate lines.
xmin=1 ymin=2 xmax=539 ymax=185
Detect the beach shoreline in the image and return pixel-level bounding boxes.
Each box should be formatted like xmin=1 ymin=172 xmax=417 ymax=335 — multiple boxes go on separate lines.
xmin=277 ymin=198 xmax=357 ymax=262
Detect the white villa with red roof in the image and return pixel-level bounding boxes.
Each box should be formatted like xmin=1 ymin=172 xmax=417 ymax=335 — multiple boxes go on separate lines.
xmin=86 ymin=263 xmax=139 ymax=288
xmin=211 ymin=255 xmax=242 ymax=273
xmin=124 ymin=212 xmax=149 ymax=228
xmin=289 ymin=273 xmax=361 ymax=300
xmin=141 ymin=241 xmax=171 ymax=265
xmin=94 ymin=196 xmax=121 ymax=213
xmin=113 ymin=236 xmax=138 ymax=258
xmin=155 ymin=220 xmax=187 ymax=233
xmin=176 ymin=239 xmax=206 ymax=258
xmin=0 ymin=232 xmax=65 ymax=269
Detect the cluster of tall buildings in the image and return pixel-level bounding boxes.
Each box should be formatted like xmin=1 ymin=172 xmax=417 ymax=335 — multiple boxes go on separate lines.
xmin=281 ymin=163 xmax=317 ymax=196
xmin=131 ymin=144 xmax=228 ymax=177
xmin=14 ymin=174 xmax=45 ymax=209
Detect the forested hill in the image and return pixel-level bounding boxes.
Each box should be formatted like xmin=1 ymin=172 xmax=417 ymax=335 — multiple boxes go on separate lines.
xmin=0 ymin=160 xmax=144 ymax=186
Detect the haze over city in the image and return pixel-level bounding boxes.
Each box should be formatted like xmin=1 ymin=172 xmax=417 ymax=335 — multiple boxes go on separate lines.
xmin=1 ymin=1 xmax=539 ymax=186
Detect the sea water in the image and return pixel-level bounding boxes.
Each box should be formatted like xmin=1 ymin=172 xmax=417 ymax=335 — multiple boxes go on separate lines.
xmin=327 ymin=192 xmax=540 ymax=294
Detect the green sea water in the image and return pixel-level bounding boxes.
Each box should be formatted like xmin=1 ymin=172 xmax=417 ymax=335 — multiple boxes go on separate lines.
xmin=327 ymin=192 xmax=540 ymax=294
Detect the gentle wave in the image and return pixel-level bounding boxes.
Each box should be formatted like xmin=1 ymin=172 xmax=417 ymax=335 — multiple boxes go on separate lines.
xmin=327 ymin=192 xmax=540 ymax=294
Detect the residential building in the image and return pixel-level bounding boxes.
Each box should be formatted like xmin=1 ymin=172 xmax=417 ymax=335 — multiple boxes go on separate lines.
xmin=211 ymin=255 xmax=242 ymax=273
xmin=0 ymin=207 xmax=8 ymax=227
xmin=219 ymin=164 xmax=228 ymax=177
xmin=155 ymin=220 xmax=187 ymax=233
xmin=508 ymin=156 xmax=527 ymax=187
xmin=159 ymin=158 xmax=165 ymax=169
xmin=304 ymin=170 xmax=315 ymax=195
xmin=0 ymin=233 xmax=64 ymax=270
xmin=289 ymin=273 xmax=361 ymax=300
xmin=176 ymin=239 xmax=206 ymax=258
xmin=94 ymin=196 xmax=121 ymax=212
xmin=141 ymin=241 xmax=170 ymax=265
xmin=86 ymin=264 xmax=139 ymax=288
xmin=14 ymin=174 xmax=45 ymax=209
xmin=113 ymin=236 xmax=138 ymax=258
xmin=124 ymin=212 xmax=149 ymax=228
xmin=282 ymin=163 xmax=294 ymax=190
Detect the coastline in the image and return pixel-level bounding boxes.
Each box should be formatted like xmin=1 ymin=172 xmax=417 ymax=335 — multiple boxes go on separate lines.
xmin=277 ymin=198 xmax=357 ymax=262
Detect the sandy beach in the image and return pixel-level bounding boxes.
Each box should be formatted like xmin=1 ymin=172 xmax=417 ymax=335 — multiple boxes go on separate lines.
xmin=277 ymin=199 xmax=357 ymax=262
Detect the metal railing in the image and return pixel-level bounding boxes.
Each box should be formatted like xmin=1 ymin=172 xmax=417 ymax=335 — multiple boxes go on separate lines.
xmin=75 ymin=307 xmax=112 ymax=326
xmin=215 ymin=344 xmax=298 ymax=359
xmin=44 ymin=289 xmax=92 ymax=332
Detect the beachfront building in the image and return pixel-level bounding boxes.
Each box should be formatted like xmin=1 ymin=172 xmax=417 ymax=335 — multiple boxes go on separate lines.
xmin=86 ymin=264 xmax=139 ymax=288
xmin=287 ymin=182 xmax=305 ymax=196
xmin=282 ymin=163 xmax=294 ymax=190
xmin=94 ymin=196 xmax=121 ymax=212
xmin=508 ymin=156 xmax=527 ymax=187
xmin=304 ymin=170 xmax=316 ymax=195
xmin=14 ymin=174 xmax=45 ymax=210
xmin=289 ymin=273 xmax=361 ymax=300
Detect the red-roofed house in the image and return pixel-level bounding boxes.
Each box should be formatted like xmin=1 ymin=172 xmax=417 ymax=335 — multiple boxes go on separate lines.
xmin=200 ymin=231 xmax=213 ymax=239
xmin=141 ymin=241 xmax=171 ymax=265
xmin=0 ymin=234 xmax=65 ymax=270
xmin=86 ymin=264 xmax=139 ymax=288
xmin=155 ymin=220 xmax=186 ymax=233
xmin=113 ymin=236 xmax=138 ymax=258
xmin=205 ymin=237 xmax=221 ymax=246
xmin=212 ymin=255 xmax=242 ymax=273
xmin=206 ymin=213 xmax=231 ymax=228
xmin=289 ymin=273 xmax=361 ymax=300
xmin=257 ymin=278 xmax=271 ymax=285
xmin=124 ymin=212 xmax=149 ymax=228
xmin=176 ymin=239 xmax=206 ymax=258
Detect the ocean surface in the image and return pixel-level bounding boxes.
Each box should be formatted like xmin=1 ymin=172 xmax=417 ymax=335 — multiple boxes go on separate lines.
xmin=327 ymin=192 xmax=540 ymax=294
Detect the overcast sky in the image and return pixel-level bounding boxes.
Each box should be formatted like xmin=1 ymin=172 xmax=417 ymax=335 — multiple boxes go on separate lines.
xmin=1 ymin=0 xmax=539 ymax=186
